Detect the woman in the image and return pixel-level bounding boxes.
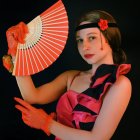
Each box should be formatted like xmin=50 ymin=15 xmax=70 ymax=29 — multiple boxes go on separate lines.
xmin=3 ymin=10 xmax=132 ymax=140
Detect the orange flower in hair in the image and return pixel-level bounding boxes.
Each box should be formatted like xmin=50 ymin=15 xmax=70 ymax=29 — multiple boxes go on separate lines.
xmin=98 ymin=19 xmax=108 ymax=31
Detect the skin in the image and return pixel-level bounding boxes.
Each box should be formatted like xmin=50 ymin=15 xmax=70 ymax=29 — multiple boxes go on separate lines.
xmin=14 ymin=22 xmax=132 ymax=140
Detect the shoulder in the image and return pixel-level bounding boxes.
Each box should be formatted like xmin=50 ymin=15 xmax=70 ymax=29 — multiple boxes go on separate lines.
xmin=106 ymin=75 xmax=132 ymax=101
xmin=113 ymin=75 xmax=132 ymax=92
xmin=65 ymin=69 xmax=81 ymax=81
xmin=55 ymin=70 xmax=81 ymax=83
xmin=48 ymin=70 xmax=81 ymax=93
xmin=60 ymin=70 xmax=81 ymax=78
xmin=60 ymin=70 xmax=81 ymax=87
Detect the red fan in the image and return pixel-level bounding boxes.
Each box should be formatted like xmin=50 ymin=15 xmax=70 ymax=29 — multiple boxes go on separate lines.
xmin=12 ymin=0 xmax=69 ymax=76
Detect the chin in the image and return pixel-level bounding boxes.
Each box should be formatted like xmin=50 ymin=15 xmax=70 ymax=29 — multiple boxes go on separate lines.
xmin=85 ymin=60 xmax=94 ymax=65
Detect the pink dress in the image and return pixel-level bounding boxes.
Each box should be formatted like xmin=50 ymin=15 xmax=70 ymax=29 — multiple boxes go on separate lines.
xmin=55 ymin=64 xmax=131 ymax=140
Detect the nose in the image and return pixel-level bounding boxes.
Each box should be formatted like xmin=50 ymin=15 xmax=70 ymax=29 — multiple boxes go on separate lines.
xmin=83 ymin=40 xmax=90 ymax=51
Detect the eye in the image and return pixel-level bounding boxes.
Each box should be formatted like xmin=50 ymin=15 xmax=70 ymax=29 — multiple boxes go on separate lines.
xmin=76 ymin=38 xmax=83 ymax=44
xmin=88 ymin=36 xmax=95 ymax=41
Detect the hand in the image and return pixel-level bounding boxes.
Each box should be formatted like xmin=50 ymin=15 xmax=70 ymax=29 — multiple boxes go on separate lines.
xmin=6 ymin=22 xmax=28 ymax=57
xmin=14 ymin=97 xmax=55 ymax=136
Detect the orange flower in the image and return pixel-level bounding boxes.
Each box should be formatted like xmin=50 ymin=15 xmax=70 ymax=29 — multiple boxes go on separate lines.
xmin=2 ymin=55 xmax=14 ymax=73
xmin=98 ymin=19 xmax=108 ymax=31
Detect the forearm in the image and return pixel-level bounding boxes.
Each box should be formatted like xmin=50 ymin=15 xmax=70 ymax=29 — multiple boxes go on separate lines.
xmin=49 ymin=120 xmax=96 ymax=140
xmin=16 ymin=76 xmax=38 ymax=104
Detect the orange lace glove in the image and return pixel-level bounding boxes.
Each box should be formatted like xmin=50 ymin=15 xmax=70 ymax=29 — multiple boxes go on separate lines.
xmin=14 ymin=97 xmax=56 ymax=136
xmin=6 ymin=21 xmax=28 ymax=57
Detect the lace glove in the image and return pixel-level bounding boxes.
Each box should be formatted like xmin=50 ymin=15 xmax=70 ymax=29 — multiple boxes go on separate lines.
xmin=6 ymin=21 xmax=28 ymax=57
xmin=2 ymin=22 xmax=28 ymax=73
xmin=14 ymin=97 xmax=56 ymax=136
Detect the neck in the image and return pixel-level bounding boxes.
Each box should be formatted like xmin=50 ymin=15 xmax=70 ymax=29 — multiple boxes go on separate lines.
xmin=90 ymin=64 xmax=100 ymax=76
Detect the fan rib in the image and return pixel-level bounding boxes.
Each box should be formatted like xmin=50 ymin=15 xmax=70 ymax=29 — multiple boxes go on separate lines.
xmin=16 ymin=50 xmax=21 ymax=76
xmin=43 ymin=16 xmax=67 ymax=24
xmin=43 ymin=21 xmax=68 ymax=26
xmin=40 ymin=36 xmax=63 ymax=51
xmin=24 ymin=49 xmax=29 ymax=75
xmin=27 ymin=49 xmax=35 ymax=74
xmin=42 ymin=10 xmax=66 ymax=21
xmin=32 ymin=47 xmax=44 ymax=71
xmin=38 ymin=44 xmax=52 ymax=63
xmin=35 ymin=45 xmax=49 ymax=67
xmin=41 ymin=5 xmax=64 ymax=19
xmin=37 ymin=42 xmax=56 ymax=64
xmin=45 ymin=32 xmax=67 ymax=38
xmin=30 ymin=48 xmax=40 ymax=73
xmin=38 ymin=40 xmax=59 ymax=59
xmin=43 ymin=34 xmax=66 ymax=43
xmin=21 ymin=49 xmax=25 ymax=75
xmin=45 ymin=29 xmax=68 ymax=33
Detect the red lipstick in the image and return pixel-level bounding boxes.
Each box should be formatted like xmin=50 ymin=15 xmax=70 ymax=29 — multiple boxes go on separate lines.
xmin=84 ymin=54 xmax=94 ymax=59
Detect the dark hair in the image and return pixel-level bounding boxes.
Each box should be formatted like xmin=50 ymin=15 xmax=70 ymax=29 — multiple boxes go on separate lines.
xmin=76 ymin=10 xmax=127 ymax=64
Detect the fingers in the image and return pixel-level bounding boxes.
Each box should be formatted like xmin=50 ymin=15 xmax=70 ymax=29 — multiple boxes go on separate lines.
xmin=6 ymin=34 xmax=18 ymax=56
xmin=6 ymin=26 xmax=19 ymax=41
xmin=15 ymin=104 xmax=29 ymax=115
xmin=7 ymin=25 xmax=23 ymax=43
xmin=19 ymin=22 xmax=28 ymax=35
xmin=50 ymin=112 xmax=56 ymax=120
xmin=15 ymin=22 xmax=28 ymax=43
xmin=6 ymin=21 xmax=28 ymax=57
xmin=6 ymin=21 xmax=28 ymax=44
xmin=17 ymin=22 xmax=26 ymax=43
xmin=14 ymin=97 xmax=34 ymax=111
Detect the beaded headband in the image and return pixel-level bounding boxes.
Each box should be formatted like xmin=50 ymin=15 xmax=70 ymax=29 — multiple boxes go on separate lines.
xmin=75 ymin=19 xmax=118 ymax=31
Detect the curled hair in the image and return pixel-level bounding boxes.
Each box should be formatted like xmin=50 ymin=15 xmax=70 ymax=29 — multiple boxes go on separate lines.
xmin=75 ymin=10 xmax=127 ymax=64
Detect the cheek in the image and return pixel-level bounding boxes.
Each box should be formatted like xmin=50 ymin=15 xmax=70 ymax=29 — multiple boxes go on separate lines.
xmin=78 ymin=48 xmax=83 ymax=56
xmin=77 ymin=45 xmax=83 ymax=52
xmin=91 ymin=39 xmax=102 ymax=49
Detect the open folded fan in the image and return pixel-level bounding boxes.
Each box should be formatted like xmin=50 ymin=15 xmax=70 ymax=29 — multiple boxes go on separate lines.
xmin=12 ymin=0 xmax=69 ymax=76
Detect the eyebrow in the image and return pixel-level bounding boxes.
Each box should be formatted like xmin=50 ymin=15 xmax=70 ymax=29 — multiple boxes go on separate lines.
xmin=76 ymin=32 xmax=98 ymax=38
xmin=87 ymin=32 xmax=98 ymax=35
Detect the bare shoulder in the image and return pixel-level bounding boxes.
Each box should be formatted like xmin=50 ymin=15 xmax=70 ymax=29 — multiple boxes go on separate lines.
xmin=55 ymin=69 xmax=80 ymax=79
xmin=62 ymin=70 xmax=81 ymax=86
xmin=54 ymin=70 xmax=80 ymax=85
xmin=63 ymin=69 xmax=81 ymax=75
xmin=107 ymin=75 xmax=132 ymax=100
xmin=59 ymin=70 xmax=80 ymax=79
xmin=113 ymin=75 xmax=132 ymax=91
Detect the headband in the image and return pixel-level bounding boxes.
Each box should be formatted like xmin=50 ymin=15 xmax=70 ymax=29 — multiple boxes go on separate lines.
xmin=75 ymin=19 xmax=118 ymax=31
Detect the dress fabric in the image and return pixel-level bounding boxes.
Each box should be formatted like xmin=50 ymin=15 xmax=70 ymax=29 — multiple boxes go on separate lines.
xmin=55 ymin=64 xmax=131 ymax=140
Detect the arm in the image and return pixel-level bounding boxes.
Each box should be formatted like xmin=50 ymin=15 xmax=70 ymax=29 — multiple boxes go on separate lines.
xmin=16 ymin=70 xmax=80 ymax=104
xmin=49 ymin=75 xmax=132 ymax=140
xmin=4 ymin=21 xmax=80 ymax=105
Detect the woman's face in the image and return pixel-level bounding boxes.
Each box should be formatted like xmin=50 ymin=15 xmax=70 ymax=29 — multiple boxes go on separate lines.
xmin=76 ymin=22 xmax=113 ymax=65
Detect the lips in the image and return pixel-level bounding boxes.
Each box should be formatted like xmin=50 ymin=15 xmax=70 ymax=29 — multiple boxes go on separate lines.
xmin=84 ymin=54 xmax=94 ymax=59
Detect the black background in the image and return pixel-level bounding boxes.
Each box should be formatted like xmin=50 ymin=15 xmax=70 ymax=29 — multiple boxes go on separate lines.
xmin=0 ymin=0 xmax=139 ymax=139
